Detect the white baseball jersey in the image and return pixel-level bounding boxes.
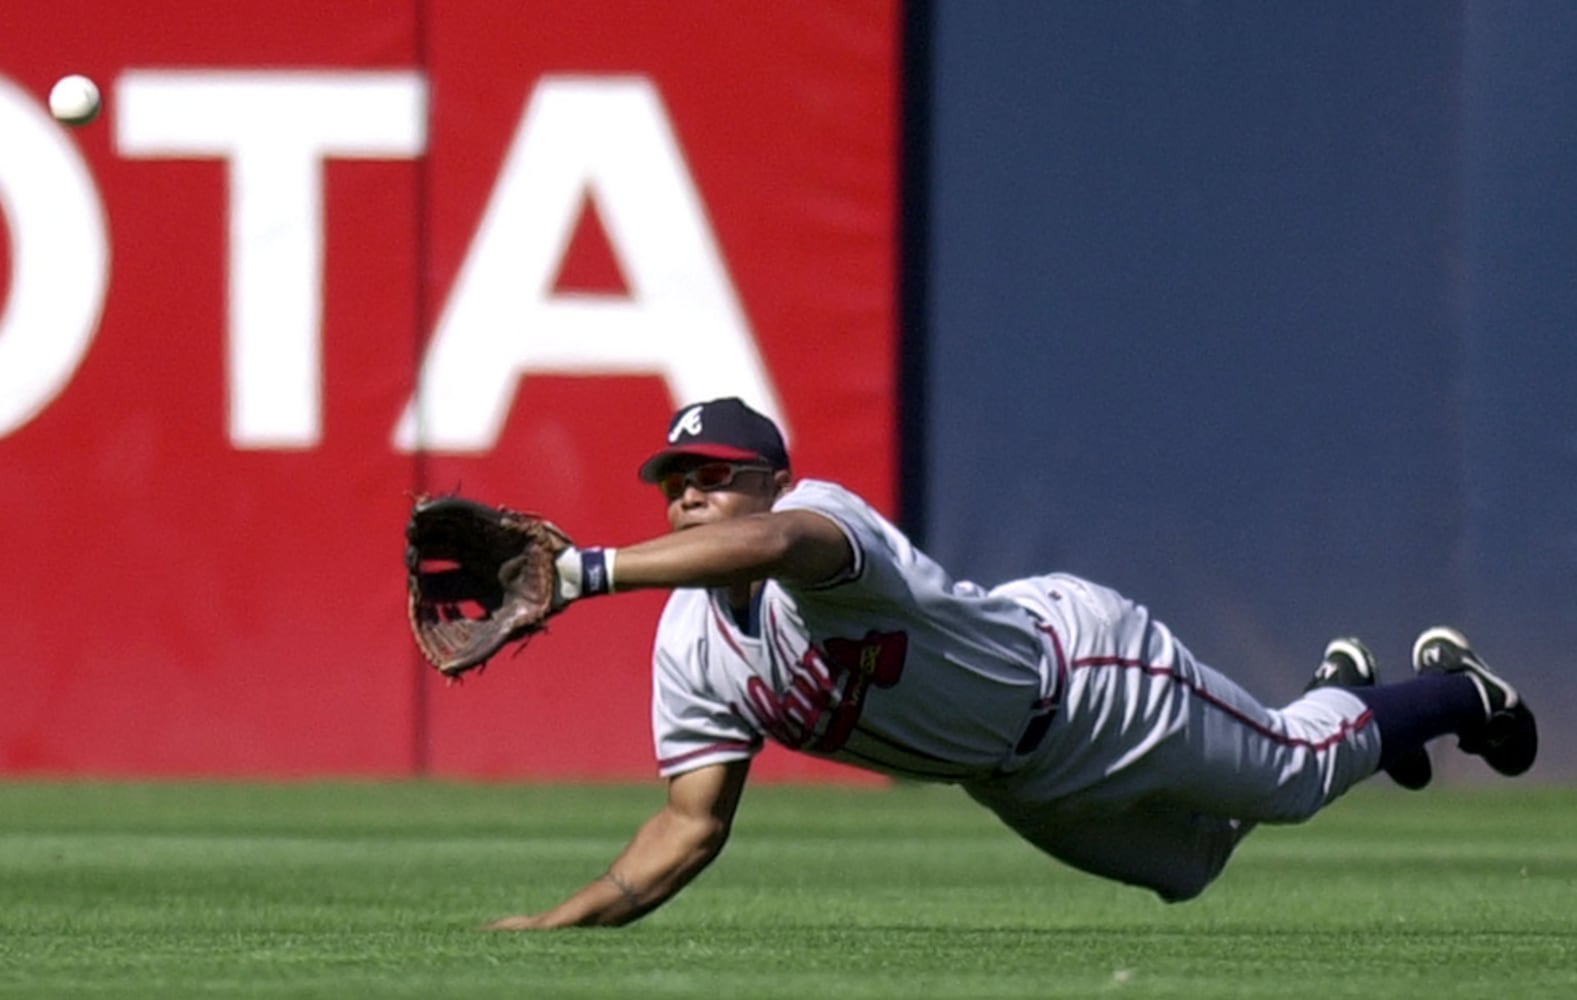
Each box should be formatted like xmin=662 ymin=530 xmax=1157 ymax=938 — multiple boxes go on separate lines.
xmin=648 ymin=478 xmax=1384 ymax=902
xmin=651 ymin=479 xmax=1063 ymax=780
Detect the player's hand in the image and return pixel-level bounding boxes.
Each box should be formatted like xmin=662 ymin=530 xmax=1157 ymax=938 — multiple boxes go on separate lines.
xmin=481 ymin=913 xmax=554 ymax=931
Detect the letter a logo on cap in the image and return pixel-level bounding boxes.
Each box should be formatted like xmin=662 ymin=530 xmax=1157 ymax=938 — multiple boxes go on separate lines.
xmin=669 ymin=405 xmax=704 ymax=442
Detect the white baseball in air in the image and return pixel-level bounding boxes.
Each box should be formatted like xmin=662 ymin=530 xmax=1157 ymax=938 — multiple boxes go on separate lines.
xmin=49 ymin=74 xmax=101 ymax=126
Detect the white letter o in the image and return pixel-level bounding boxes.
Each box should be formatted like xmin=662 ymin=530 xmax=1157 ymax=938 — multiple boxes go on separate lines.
xmin=0 ymin=75 xmax=110 ymax=439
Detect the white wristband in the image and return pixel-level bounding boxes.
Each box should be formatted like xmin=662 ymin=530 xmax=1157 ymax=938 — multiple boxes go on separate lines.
xmin=555 ymin=546 xmax=617 ymax=603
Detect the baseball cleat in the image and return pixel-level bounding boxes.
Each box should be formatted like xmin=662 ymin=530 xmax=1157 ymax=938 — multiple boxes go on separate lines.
xmin=1305 ymin=637 xmax=1376 ymax=690
xmin=1306 ymin=638 xmax=1433 ymax=790
xmin=1412 ymin=627 xmax=1537 ymax=776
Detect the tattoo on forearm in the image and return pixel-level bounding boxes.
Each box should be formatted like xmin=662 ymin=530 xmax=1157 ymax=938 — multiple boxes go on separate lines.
xmin=601 ymin=869 xmax=642 ymax=909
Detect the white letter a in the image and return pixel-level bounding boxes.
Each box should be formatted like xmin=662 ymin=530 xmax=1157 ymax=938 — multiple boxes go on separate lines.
xmin=395 ymin=76 xmax=783 ymax=452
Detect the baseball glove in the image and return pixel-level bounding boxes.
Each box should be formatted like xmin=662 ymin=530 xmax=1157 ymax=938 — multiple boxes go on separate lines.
xmin=404 ymin=495 xmax=573 ymax=678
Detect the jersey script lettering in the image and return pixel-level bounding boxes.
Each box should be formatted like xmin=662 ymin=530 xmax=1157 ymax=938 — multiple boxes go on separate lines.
xmin=740 ymin=630 xmax=907 ymax=753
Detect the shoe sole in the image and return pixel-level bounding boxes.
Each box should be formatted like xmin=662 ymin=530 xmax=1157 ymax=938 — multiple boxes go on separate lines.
xmin=1412 ymin=626 xmax=1517 ymax=712
xmin=1310 ymin=638 xmax=1375 ymax=688
xmin=1412 ymin=626 xmax=1537 ymax=777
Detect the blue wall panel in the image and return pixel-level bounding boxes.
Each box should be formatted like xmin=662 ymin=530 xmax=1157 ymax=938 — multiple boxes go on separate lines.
xmin=920 ymin=2 xmax=1573 ymax=774
xmin=1458 ymin=4 xmax=1577 ymax=761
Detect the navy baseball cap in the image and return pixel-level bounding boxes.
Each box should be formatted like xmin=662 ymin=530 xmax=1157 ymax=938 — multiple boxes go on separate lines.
xmin=637 ymin=397 xmax=790 ymax=482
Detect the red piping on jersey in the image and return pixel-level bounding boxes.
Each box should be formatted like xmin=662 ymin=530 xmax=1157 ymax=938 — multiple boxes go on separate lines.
xmin=765 ymin=605 xmax=800 ymax=673
xmin=1070 ymin=656 xmax=1374 ymax=751
xmin=1034 ymin=623 xmax=1069 ymax=709
xmin=708 ymin=598 xmax=751 ymax=661
xmin=657 ymin=739 xmax=760 ymax=772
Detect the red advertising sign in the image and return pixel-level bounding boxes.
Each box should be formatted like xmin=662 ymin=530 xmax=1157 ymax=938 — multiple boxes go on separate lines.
xmin=0 ymin=1 xmax=897 ymax=780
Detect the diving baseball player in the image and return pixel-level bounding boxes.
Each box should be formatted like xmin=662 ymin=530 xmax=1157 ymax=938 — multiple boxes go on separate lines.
xmin=481 ymin=397 xmax=1539 ymax=929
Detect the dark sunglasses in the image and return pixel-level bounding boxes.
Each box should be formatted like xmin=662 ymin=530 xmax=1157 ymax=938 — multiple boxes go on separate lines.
xmin=658 ymin=462 xmax=775 ymax=501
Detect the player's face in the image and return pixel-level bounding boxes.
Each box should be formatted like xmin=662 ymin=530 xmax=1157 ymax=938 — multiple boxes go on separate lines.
xmin=661 ymin=458 xmax=785 ymax=531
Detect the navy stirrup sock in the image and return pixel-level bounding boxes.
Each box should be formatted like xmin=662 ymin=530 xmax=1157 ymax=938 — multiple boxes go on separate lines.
xmin=1349 ymin=674 xmax=1485 ymax=771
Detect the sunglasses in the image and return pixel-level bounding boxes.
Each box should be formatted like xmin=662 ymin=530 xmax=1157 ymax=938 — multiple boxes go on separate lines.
xmin=657 ymin=462 xmax=775 ymax=501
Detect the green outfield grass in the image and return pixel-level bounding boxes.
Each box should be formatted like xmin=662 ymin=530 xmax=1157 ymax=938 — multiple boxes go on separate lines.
xmin=0 ymin=781 xmax=1572 ymax=999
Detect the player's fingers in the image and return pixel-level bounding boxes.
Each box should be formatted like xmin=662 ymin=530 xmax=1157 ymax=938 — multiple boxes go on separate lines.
xmin=481 ymin=914 xmax=544 ymax=931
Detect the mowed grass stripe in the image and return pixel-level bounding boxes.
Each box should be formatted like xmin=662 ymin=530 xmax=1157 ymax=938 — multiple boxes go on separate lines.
xmin=0 ymin=782 xmax=1571 ymax=999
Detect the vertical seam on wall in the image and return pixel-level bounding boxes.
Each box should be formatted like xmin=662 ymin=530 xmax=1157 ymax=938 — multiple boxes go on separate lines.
xmin=410 ymin=0 xmax=433 ymax=777
xmin=1448 ymin=0 xmax=1471 ymax=627
xmin=899 ymin=0 xmax=934 ymax=546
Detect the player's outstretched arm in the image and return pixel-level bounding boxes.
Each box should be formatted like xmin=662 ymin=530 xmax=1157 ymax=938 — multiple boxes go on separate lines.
xmin=611 ymin=509 xmax=852 ymax=592
xmin=484 ymin=759 xmax=751 ymax=930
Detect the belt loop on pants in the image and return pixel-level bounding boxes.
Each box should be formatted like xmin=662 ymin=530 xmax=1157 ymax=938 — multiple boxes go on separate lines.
xmin=1014 ymin=623 xmax=1070 ymax=755
xmin=1015 ymin=646 xmax=1066 ymax=747
xmin=1013 ymin=698 xmax=1059 ymax=755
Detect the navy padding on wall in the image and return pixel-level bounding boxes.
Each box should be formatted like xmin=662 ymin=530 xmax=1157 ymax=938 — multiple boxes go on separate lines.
xmin=916 ymin=2 xmax=1573 ymax=774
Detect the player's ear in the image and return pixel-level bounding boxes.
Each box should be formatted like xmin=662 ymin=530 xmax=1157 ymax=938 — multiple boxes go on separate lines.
xmin=772 ymin=469 xmax=792 ymax=496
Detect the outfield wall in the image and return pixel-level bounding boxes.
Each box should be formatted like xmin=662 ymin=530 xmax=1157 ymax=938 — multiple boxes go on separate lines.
xmin=0 ymin=1 xmax=898 ymax=781
xmin=2 ymin=3 xmax=1571 ymax=780
xmin=919 ymin=1 xmax=1577 ymax=778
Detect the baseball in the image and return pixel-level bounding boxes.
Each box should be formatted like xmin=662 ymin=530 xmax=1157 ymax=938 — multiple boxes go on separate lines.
xmin=49 ymin=74 xmax=101 ymax=126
